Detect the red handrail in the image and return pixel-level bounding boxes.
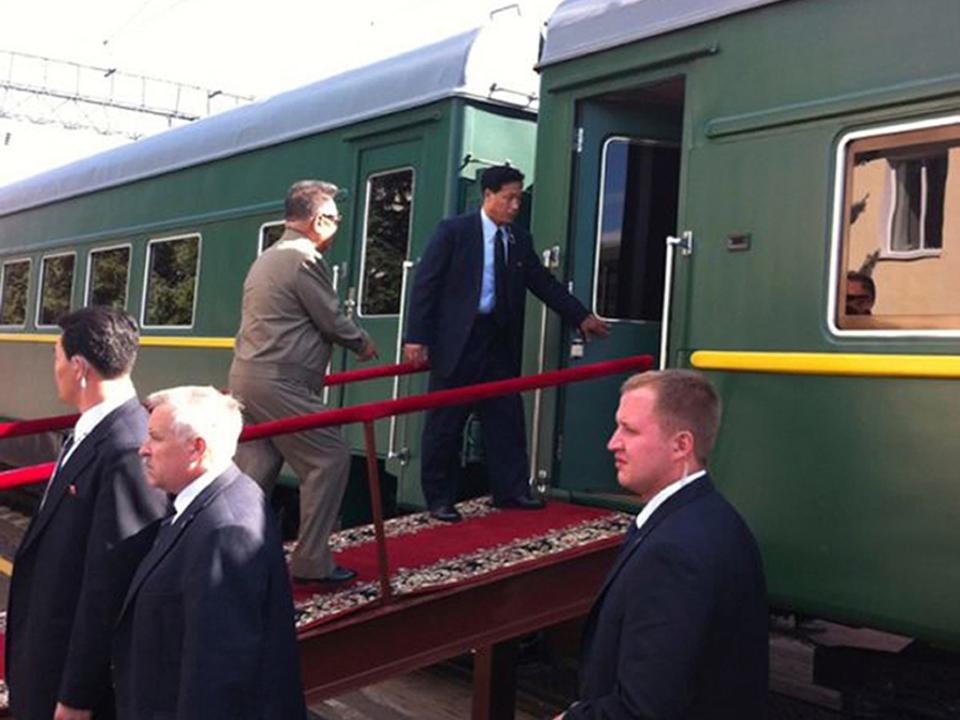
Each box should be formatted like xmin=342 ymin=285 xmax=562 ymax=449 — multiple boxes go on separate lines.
xmin=0 ymin=360 xmax=428 ymax=440
xmin=0 ymin=355 xmax=653 ymax=609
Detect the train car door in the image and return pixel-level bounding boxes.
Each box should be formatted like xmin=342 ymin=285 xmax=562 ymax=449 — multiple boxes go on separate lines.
xmin=337 ymin=139 xmax=422 ymax=452
xmin=551 ymin=80 xmax=684 ymax=496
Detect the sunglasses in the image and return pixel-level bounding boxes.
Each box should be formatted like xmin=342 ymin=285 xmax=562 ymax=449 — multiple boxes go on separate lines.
xmin=317 ymin=212 xmax=342 ymax=225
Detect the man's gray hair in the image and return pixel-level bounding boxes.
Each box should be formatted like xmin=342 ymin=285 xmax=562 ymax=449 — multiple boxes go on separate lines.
xmin=146 ymin=386 xmax=244 ymax=465
xmin=285 ymin=180 xmax=339 ymax=222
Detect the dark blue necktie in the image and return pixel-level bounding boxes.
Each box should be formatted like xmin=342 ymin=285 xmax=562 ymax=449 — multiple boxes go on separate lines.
xmin=40 ymin=432 xmax=75 ymax=509
xmin=493 ymin=227 xmax=508 ymax=325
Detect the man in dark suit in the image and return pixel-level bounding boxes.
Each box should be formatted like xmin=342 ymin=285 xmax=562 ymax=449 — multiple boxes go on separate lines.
xmin=6 ymin=307 xmax=168 ymax=720
xmin=404 ymin=165 xmax=609 ymax=521
xmin=559 ymin=370 xmax=768 ymax=719
xmin=112 ymin=386 xmax=306 ymax=720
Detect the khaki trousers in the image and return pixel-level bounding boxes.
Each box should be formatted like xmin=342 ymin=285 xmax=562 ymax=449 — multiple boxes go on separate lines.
xmin=229 ymin=372 xmax=349 ymax=578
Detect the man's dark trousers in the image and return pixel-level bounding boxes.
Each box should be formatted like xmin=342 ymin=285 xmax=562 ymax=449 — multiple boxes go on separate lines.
xmin=421 ymin=315 xmax=528 ymax=509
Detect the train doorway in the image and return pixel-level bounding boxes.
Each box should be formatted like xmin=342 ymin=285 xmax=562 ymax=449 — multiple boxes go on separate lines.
xmin=552 ymin=78 xmax=684 ymax=498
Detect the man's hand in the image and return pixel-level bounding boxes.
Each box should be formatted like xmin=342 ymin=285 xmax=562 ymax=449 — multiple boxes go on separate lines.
xmin=356 ymin=338 xmax=379 ymax=362
xmin=403 ymin=343 xmax=429 ymax=366
xmin=54 ymin=703 xmax=92 ymax=720
xmin=552 ymin=714 xmax=566 ymax=720
xmin=580 ymin=313 xmax=610 ymax=341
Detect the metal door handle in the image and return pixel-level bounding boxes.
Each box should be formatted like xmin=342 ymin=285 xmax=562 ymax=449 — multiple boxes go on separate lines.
xmin=529 ymin=245 xmax=560 ymax=490
xmin=659 ymin=231 xmax=693 ymax=370
xmin=388 ymin=259 xmax=416 ymax=462
xmin=322 ymin=264 xmax=343 ymax=406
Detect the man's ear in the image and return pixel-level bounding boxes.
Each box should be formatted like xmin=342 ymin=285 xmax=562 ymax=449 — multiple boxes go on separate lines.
xmin=673 ymin=429 xmax=695 ymax=459
xmin=191 ymin=435 xmax=208 ymax=462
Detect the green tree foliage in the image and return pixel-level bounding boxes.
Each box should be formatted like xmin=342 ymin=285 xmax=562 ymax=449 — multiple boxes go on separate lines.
xmin=90 ymin=247 xmax=131 ymax=309
xmin=0 ymin=260 xmax=30 ymax=325
xmin=39 ymin=255 xmax=75 ymax=325
xmin=145 ymin=237 xmax=199 ymax=326
xmin=362 ymin=170 xmax=413 ymax=315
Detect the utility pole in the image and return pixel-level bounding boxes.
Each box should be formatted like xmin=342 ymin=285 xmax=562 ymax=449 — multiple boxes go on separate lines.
xmin=0 ymin=49 xmax=254 ymax=140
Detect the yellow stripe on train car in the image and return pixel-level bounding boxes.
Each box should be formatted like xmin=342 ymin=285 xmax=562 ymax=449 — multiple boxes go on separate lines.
xmin=0 ymin=333 xmax=235 ymax=349
xmin=691 ymin=351 xmax=960 ymax=379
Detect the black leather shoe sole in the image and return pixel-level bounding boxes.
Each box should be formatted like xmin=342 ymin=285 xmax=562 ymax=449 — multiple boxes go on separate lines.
xmin=429 ymin=506 xmax=463 ymax=523
xmin=493 ymin=496 xmax=546 ymax=510
xmin=293 ymin=566 xmax=357 ymax=585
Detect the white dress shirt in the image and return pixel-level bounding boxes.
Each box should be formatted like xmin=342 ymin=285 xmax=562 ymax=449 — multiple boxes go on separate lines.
xmin=634 ymin=469 xmax=706 ymax=531
xmin=171 ymin=461 xmax=231 ymax=523
xmin=60 ymin=388 xmax=137 ymax=469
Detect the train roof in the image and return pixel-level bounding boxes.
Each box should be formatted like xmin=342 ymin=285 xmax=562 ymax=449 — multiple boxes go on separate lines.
xmin=0 ymin=20 xmax=539 ymax=218
xmin=540 ymin=0 xmax=787 ymax=68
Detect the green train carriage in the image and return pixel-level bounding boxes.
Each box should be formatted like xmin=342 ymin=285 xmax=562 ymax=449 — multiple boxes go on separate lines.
xmin=0 ymin=19 xmax=540 ymax=508
xmin=529 ymin=0 xmax=960 ymax=669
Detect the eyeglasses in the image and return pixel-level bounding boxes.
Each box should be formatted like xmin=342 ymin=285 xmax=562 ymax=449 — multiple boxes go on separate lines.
xmin=317 ymin=212 xmax=342 ymax=225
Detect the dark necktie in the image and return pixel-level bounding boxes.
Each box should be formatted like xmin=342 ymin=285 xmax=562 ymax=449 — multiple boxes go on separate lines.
xmin=40 ymin=432 xmax=75 ymax=509
xmin=493 ymin=227 xmax=508 ymax=325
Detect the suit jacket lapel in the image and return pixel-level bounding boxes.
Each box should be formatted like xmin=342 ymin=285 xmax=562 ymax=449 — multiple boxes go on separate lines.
xmin=470 ymin=213 xmax=484 ymax=301
xmin=19 ymin=400 xmax=140 ymax=554
xmin=593 ymin=476 xmax=715 ymax=607
xmin=118 ymin=466 xmax=239 ymax=622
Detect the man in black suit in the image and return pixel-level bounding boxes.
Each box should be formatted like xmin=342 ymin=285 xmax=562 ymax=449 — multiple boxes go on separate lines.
xmin=112 ymin=386 xmax=306 ymax=720
xmin=559 ymin=370 xmax=768 ymax=719
xmin=6 ymin=307 xmax=168 ymax=720
xmin=404 ymin=165 xmax=609 ymax=521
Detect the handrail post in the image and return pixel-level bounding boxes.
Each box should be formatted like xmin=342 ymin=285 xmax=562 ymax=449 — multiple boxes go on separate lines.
xmin=388 ymin=260 xmax=415 ymax=462
xmin=363 ymin=420 xmax=392 ymax=605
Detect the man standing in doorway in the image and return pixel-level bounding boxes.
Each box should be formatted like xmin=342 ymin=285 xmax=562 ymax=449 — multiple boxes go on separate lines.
xmin=230 ymin=179 xmax=377 ymax=584
xmin=403 ymin=165 xmax=608 ymax=522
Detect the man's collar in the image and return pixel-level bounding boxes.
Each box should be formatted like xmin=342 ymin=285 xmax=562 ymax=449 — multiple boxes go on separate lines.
xmin=171 ymin=460 xmax=231 ymax=521
xmin=634 ymin=468 xmax=707 ymax=530
xmin=73 ymin=388 xmax=136 ymax=442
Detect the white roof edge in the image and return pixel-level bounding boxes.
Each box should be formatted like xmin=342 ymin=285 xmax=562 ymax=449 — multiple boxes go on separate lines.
xmin=0 ymin=19 xmax=540 ymax=219
xmin=539 ymin=0 xmax=787 ymax=69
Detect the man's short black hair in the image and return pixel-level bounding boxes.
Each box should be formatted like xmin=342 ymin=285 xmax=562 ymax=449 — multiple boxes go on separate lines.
xmin=58 ymin=306 xmax=139 ymax=379
xmin=480 ymin=165 xmax=525 ymax=194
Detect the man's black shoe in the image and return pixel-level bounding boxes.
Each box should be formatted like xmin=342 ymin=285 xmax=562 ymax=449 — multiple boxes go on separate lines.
xmin=493 ymin=495 xmax=546 ymax=510
xmin=293 ymin=566 xmax=357 ymax=585
xmin=429 ymin=505 xmax=463 ymax=523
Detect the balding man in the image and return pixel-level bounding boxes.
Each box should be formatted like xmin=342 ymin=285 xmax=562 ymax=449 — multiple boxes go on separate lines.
xmin=230 ymin=180 xmax=377 ymax=584
xmin=559 ymin=370 xmax=768 ymax=719
xmin=112 ymin=386 xmax=305 ymax=720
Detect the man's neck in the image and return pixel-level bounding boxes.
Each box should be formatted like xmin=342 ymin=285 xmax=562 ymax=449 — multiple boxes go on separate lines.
xmin=75 ymin=377 xmax=135 ymax=413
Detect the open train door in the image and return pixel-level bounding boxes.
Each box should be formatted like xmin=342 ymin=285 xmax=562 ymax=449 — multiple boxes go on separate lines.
xmin=550 ymin=78 xmax=685 ymax=498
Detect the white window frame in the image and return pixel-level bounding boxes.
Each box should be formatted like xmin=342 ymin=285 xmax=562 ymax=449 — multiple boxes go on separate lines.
xmin=827 ymin=113 xmax=960 ymax=338
xmin=878 ymin=158 xmax=943 ymax=260
xmin=258 ymin=220 xmax=285 ymax=256
xmin=36 ymin=251 xmax=77 ymax=329
xmin=0 ymin=257 xmax=32 ymax=329
xmin=140 ymin=233 xmax=202 ymax=330
xmin=591 ymin=135 xmax=679 ymax=324
xmin=357 ymin=166 xmax=416 ymax=318
xmin=85 ymin=243 xmax=133 ymax=308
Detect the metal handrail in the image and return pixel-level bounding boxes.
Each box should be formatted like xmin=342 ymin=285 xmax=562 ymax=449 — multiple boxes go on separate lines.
xmin=388 ymin=260 xmax=416 ymax=461
xmin=659 ymin=231 xmax=693 ymax=370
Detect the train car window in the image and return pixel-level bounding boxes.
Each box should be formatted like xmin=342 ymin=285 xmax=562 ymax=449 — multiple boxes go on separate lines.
xmin=593 ymin=138 xmax=679 ymax=322
xmin=359 ymin=168 xmax=414 ymax=316
xmin=86 ymin=245 xmax=131 ymax=309
xmin=37 ymin=253 xmax=76 ymax=327
xmin=142 ymin=234 xmax=200 ymax=328
xmin=837 ymin=120 xmax=960 ymax=331
xmin=259 ymin=221 xmax=285 ymax=254
xmin=0 ymin=259 xmax=31 ymax=327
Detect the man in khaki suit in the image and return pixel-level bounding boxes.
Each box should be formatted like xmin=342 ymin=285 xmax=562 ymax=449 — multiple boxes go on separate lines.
xmin=229 ymin=179 xmax=377 ymax=583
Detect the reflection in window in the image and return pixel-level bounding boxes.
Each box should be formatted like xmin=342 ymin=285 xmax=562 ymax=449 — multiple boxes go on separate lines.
xmin=88 ymin=246 xmax=131 ymax=309
xmin=594 ymin=139 xmax=679 ymax=321
xmin=0 ymin=260 xmax=30 ymax=326
xmin=38 ymin=254 xmax=76 ymax=326
xmin=259 ymin=222 xmax=285 ymax=254
xmin=143 ymin=235 xmax=199 ymax=327
xmin=839 ymin=122 xmax=960 ymax=330
xmin=360 ymin=168 xmax=414 ymax=315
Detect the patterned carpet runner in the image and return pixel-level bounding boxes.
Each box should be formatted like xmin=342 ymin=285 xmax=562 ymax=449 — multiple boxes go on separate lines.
xmin=0 ymin=498 xmax=631 ymax=711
